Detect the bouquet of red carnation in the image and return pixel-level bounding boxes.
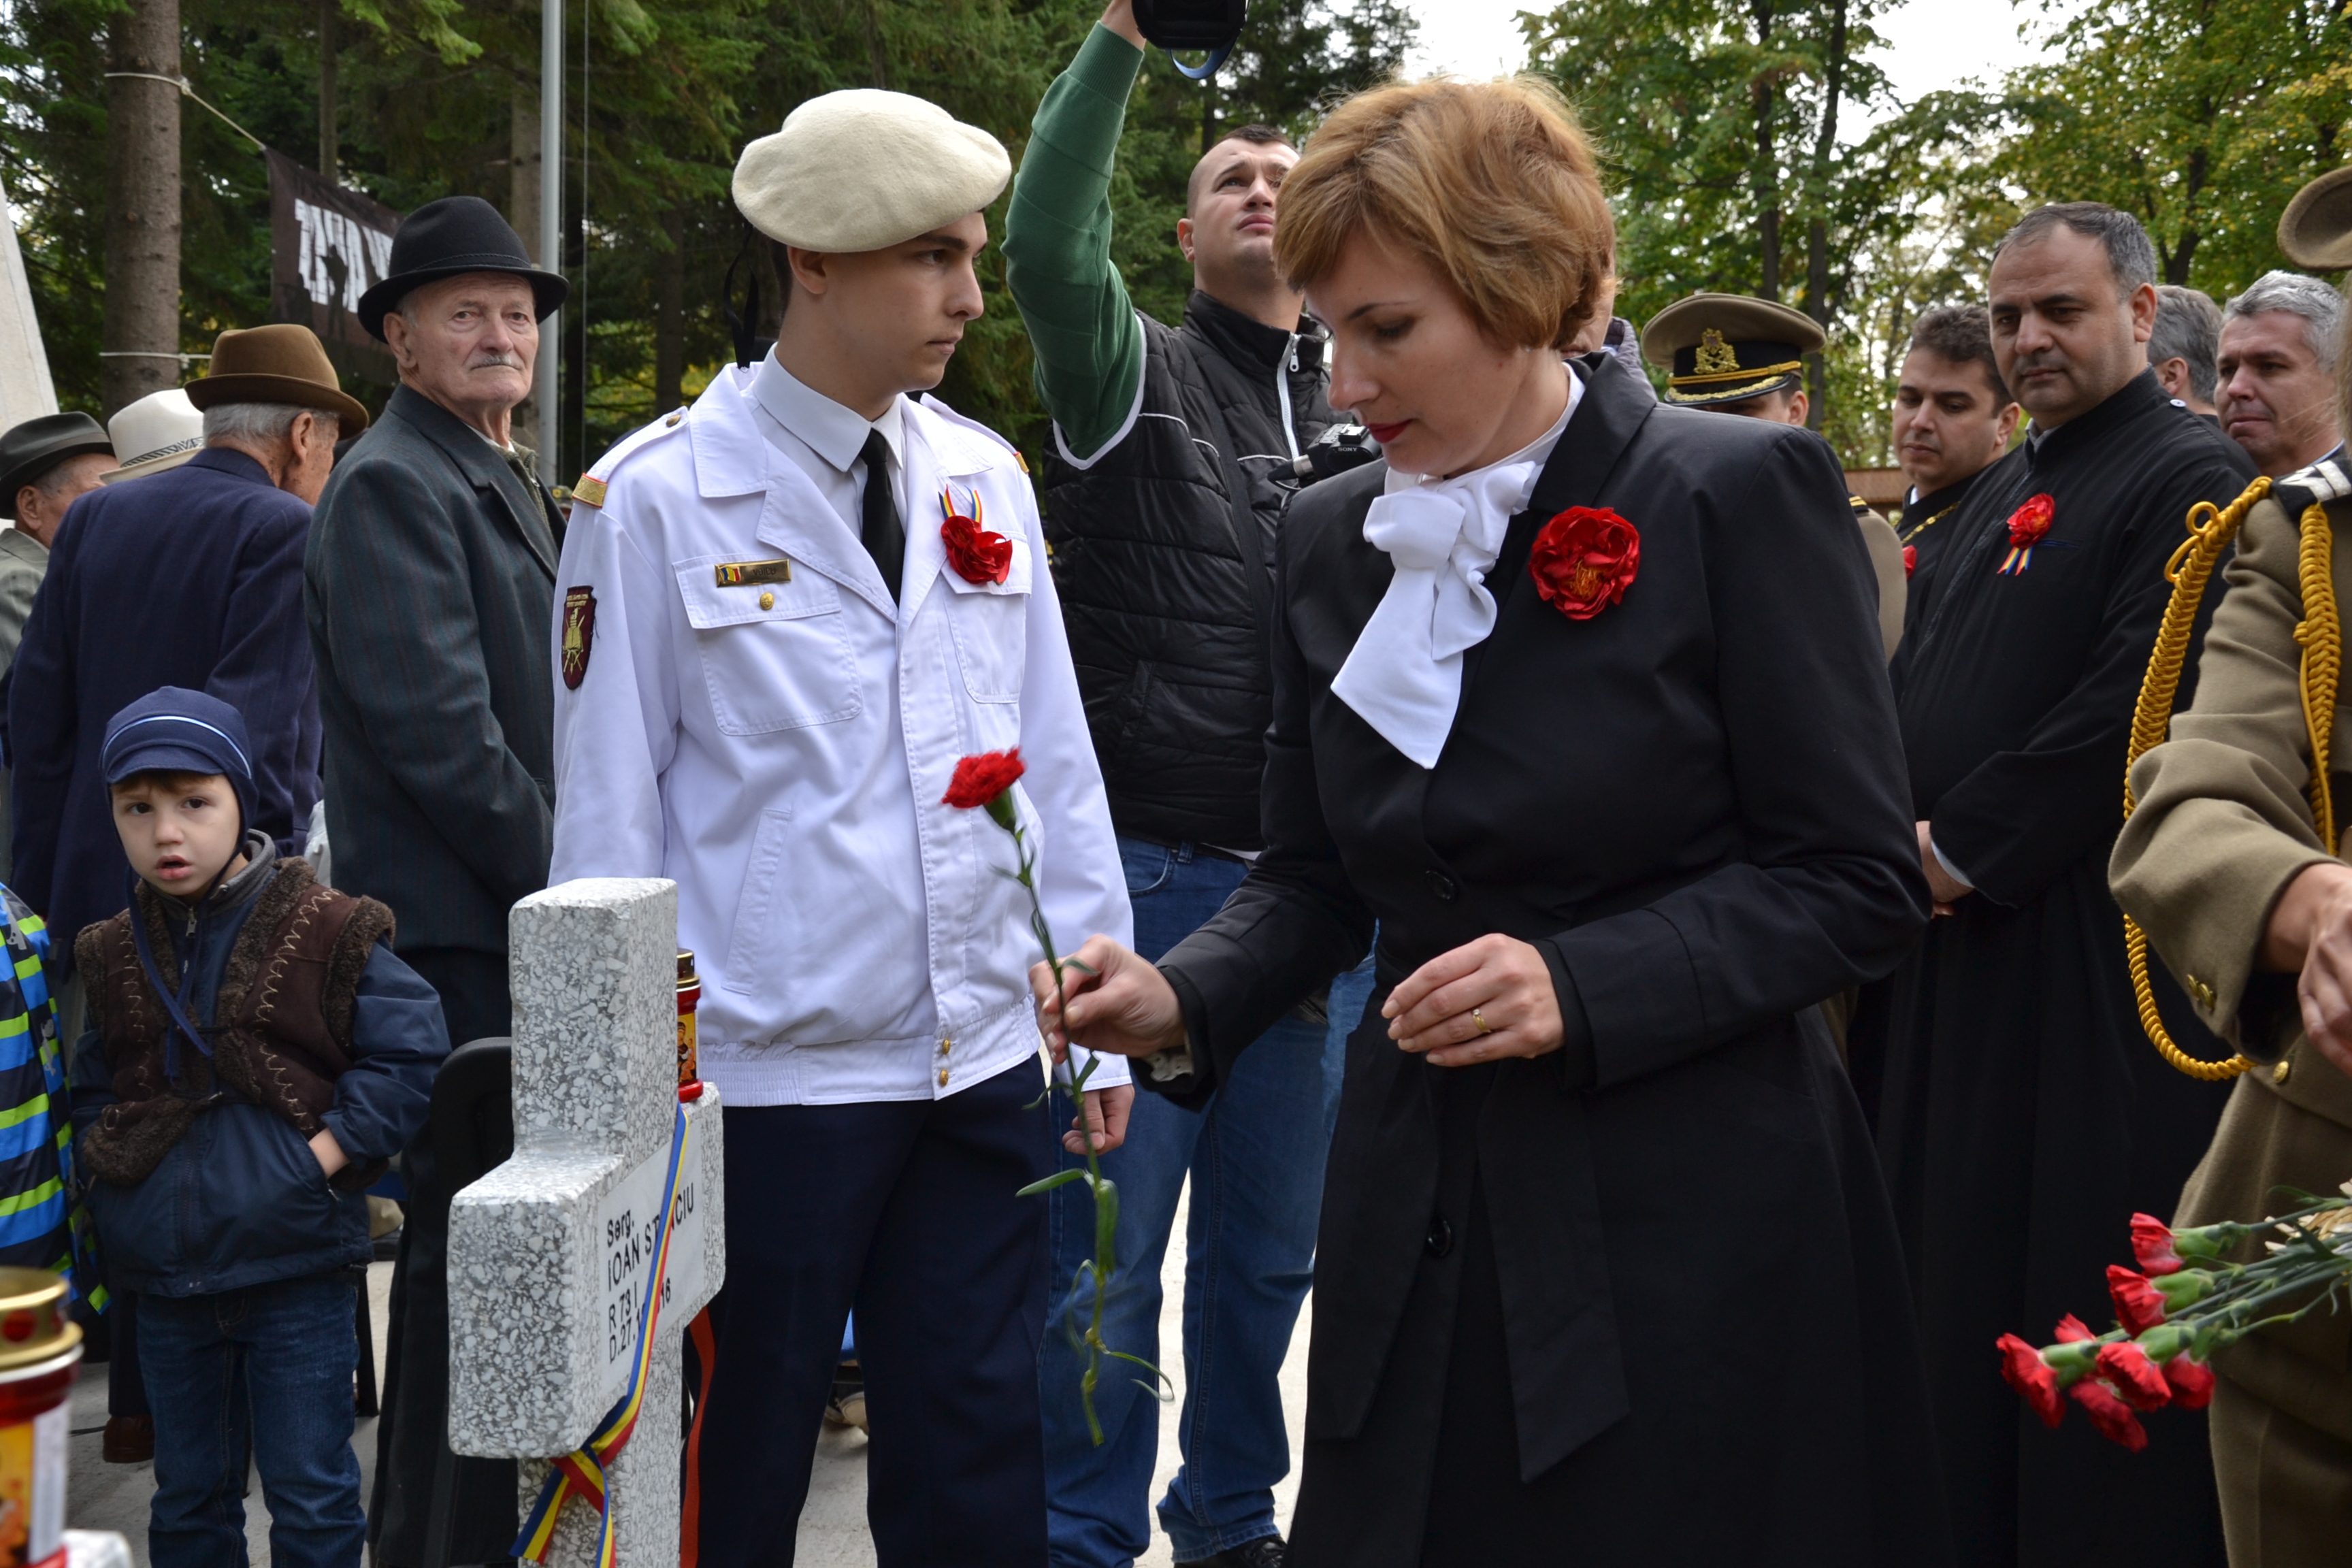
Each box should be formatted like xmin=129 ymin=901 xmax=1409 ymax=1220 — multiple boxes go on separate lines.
xmin=1996 ymin=1187 xmax=2352 ymax=1449
xmin=942 ymin=749 xmax=1164 ymax=1445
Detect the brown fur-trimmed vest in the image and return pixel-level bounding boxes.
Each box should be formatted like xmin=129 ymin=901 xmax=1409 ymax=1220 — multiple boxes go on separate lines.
xmin=74 ymin=859 xmax=396 ymax=1189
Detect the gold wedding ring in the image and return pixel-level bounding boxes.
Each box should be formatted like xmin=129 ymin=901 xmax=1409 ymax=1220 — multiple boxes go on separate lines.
xmin=1472 ymin=1008 xmax=1492 ymax=1035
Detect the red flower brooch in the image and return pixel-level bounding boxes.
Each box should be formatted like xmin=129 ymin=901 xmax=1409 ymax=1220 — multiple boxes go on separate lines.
xmin=1529 ymin=506 xmax=1639 ymax=621
xmin=1997 ymin=493 xmax=2055 ymax=576
xmin=941 ymin=487 xmax=1013 ymax=585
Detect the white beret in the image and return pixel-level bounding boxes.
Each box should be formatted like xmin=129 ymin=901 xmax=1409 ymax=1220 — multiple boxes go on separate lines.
xmin=733 ymin=90 xmax=1011 ymax=253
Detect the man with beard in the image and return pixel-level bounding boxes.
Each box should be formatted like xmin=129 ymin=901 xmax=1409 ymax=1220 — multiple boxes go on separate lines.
xmin=1852 ymin=202 xmax=2253 ymax=1567
xmin=1889 ymin=305 xmax=2019 ymax=592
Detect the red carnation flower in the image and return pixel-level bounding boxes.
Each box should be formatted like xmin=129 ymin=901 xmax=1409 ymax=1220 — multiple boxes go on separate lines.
xmin=1529 ymin=506 xmax=1639 ymax=621
xmin=1903 ymin=544 xmax=1918 ymax=578
xmin=2108 ymin=1265 xmax=2171 ymax=1337
xmin=2069 ymin=1378 xmax=2151 ymax=1452
xmin=2095 ymin=1341 xmax=2174 ymax=1411
xmin=2131 ymin=1213 xmax=2185 ymax=1275
xmin=2008 ymin=493 xmax=2055 ymax=547
xmin=2162 ymin=1354 xmax=2215 ymax=1411
xmin=943 ymin=749 xmax=1026 ymax=829
xmin=941 ymin=491 xmax=1014 ymax=586
xmin=2053 ymin=1313 xmax=2097 ymax=1343
xmin=1997 ymin=1334 xmax=2065 ymax=1428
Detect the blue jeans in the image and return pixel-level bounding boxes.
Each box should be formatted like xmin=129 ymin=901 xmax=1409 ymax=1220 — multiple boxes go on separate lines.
xmin=139 ymin=1273 xmax=365 ymax=1568
xmin=1041 ymin=838 xmax=1362 ymax=1565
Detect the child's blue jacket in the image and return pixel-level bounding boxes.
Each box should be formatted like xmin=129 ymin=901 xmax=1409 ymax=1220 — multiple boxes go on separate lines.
xmin=68 ymin=840 xmax=447 ymax=1296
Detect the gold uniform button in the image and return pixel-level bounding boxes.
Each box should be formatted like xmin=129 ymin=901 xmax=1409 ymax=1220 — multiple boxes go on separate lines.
xmin=937 ymin=1068 xmax=950 ymax=1088
xmin=2274 ymin=1057 xmax=2293 ymax=1084
xmin=758 ymin=590 xmax=775 ymax=610
xmin=665 ymin=412 xmax=683 ymax=427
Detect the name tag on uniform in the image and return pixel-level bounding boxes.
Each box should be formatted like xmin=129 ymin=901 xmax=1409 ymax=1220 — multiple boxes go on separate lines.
xmin=714 ymin=557 xmax=793 ymax=589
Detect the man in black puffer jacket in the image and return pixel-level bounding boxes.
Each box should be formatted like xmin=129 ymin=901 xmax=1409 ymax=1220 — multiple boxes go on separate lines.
xmin=1002 ymin=5 xmax=1350 ymax=1566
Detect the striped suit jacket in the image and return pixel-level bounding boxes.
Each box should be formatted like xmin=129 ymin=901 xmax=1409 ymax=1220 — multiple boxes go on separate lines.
xmin=304 ymin=385 xmax=561 ymax=955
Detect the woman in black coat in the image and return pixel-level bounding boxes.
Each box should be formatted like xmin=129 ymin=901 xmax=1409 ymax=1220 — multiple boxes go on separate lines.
xmin=1038 ymin=78 xmax=1952 ymax=1567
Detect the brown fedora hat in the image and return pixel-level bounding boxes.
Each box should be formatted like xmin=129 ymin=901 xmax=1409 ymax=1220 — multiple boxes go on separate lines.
xmin=2279 ymin=165 xmax=2352 ymax=271
xmin=183 ymin=324 xmax=370 ymax=432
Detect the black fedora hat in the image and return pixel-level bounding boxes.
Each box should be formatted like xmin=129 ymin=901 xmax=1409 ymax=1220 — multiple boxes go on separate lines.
xmin=357 ymin=195 xmax=569 ymax=342
xmin=0 ymin=412 xmax=113 ymax=520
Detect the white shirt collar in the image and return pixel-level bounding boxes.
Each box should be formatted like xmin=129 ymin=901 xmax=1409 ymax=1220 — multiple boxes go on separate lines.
xmin=1332 ymin=370 xmax=1580 ymax=769
xmin=751 ymin=353 xmax=906 ymax=475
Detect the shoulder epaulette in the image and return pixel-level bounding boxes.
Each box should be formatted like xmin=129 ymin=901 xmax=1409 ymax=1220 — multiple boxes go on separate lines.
xmin=570 ymin=406 xmax=689 ymax=508
xmin=2273 ymin=454 xmax=2352 ymax=512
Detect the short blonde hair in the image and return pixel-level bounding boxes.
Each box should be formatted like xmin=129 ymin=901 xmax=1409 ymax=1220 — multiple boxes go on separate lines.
xmin=1275 ymin=76 xmax=1613 ymax=352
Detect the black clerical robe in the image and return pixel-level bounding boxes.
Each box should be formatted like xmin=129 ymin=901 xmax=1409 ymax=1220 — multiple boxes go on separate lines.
xmin=1897 ymin=471 xmax=1986 ymax=598
xmin=1851 ymin=370 xmax=2255 ymax=1567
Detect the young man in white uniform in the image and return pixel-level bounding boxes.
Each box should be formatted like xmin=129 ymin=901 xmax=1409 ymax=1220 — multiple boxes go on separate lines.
xmin=546 ymin=90 xmax=1133 ymax=1565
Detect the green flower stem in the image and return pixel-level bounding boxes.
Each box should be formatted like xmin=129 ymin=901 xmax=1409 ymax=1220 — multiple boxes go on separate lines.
xmin=998 ymin=811 xmax=1166 ymax=1445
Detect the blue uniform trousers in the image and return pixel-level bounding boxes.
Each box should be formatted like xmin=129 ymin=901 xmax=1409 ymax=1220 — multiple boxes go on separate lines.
xmin=685 ymin=1060 xmax=1054 ymax=1567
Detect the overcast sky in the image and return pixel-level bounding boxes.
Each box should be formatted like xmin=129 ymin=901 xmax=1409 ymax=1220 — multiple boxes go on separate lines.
xmin=1401 ymin=0 xmax=2078 ymax=125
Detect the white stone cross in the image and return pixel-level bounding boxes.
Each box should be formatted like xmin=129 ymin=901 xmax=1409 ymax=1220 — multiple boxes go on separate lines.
xmin=446 ymin=878 xmax=727 ymax=1568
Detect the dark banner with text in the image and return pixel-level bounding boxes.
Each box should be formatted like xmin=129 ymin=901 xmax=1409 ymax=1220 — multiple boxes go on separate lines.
xmin=267 ymin=149 xmax=399 ymax=385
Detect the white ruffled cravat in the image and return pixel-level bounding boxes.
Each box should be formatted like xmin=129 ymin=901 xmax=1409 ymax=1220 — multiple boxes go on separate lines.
xmin=1331 ymin=382 xmax=1579 ymax=768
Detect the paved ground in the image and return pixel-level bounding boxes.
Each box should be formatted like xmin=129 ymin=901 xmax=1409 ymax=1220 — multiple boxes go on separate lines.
xmin=64 ymin=1186 xmax=1311 ymax=1565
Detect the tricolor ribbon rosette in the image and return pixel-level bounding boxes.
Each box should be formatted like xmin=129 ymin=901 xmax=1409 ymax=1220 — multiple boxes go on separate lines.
xmin=941 ymin=487 xmax=1014 ymax=585
xmin=1997 ymin=492 xmax=2056 ymax=576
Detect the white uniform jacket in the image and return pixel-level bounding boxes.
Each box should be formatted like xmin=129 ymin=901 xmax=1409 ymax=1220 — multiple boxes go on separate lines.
xmin=548 ymin=363 xmax=1132 ymax=1105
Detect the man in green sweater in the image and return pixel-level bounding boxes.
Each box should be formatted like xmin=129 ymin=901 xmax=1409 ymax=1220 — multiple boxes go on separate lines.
xmin=1002 ymin=5 xmax=1351 ymax=1566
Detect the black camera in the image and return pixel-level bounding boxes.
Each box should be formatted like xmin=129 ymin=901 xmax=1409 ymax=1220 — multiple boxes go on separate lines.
xmin=1292 ymin=424 xmax=1382 ymax=485
xmin=1134 ymin=0 xmax=1245 ymax=65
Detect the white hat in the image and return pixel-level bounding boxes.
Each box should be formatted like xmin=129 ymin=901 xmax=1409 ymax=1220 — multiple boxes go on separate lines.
xmin=733 ymin=90 xmax=1011 ymax=254
xmin=99 ymin=389 xmax=206 ymax=485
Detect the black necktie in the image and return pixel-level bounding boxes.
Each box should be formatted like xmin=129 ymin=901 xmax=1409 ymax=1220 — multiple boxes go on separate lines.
xmin=860 ymin=430 xmax=904 ymax=602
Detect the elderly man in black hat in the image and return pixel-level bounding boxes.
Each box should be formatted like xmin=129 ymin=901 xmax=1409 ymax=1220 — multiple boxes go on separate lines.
xmin=303 ymin=194 xmax=566 ymax=1568
xmin=0 ymin=412 xmax=111 ymax=658
xmin=0 ymin=413 xmax=112 ymax=874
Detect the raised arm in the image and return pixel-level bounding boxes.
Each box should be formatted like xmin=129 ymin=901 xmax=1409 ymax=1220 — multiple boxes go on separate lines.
xmin=1002 ymin=4 xmax=1149 ymax=461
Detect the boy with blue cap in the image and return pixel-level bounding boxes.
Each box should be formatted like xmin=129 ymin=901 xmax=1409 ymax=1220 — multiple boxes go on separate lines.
xmin=68 ymin=687 xmax=448 ymax=1568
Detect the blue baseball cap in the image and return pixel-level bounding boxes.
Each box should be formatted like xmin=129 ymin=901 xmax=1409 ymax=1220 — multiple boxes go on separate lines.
xmin=100 ymin=688 xmax=259 ymax=830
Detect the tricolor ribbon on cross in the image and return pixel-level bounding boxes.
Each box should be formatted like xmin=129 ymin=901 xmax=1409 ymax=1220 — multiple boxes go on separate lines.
xmin=512 ymin=1102 xmax=692 ymax=1568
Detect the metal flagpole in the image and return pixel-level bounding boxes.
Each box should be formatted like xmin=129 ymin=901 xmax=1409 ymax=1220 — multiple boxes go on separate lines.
xmin=537 ymin=0 xmax=561 ymax=484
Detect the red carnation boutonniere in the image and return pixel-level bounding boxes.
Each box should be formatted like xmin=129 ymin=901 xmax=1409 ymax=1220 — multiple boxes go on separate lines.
xmin=1997 ymin=493 xmax=2056 ymax=576
xmin=941 ymin=486 xmax=1013 ymax=585
xmin=1903 ymin=544 xmax=1918 ymax=578
xmin=1529 ymin=506 xmax=1640 ymax=621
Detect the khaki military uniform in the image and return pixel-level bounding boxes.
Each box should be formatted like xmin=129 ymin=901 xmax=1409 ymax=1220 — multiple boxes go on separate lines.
xmin=2110 ymin=456 xmax=2352 ymax=1565
xmin=1851 ymin=495 xmax=1905 ymax=661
